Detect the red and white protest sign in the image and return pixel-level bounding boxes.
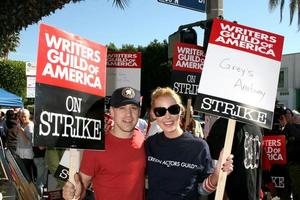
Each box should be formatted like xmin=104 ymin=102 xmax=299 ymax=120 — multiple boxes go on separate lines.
xmin=34 ymin=24 xmax=107 ymax=149
xmin=263 ymin=135 xmax=287 ymax=165
xmin=106 ymin=52 xmax=142 ymax=96
xmin=36 ymin=24 xmax=107 ymax=97
xmin=172 ymin=43 xmax=205 ymax=96
xmin=173 ymin=43 xmax=205 ymax=73
xmin=195 ymin=18 xmax=284 ymax=129
xmin=107 ymin=52 xmax=141 ymax=68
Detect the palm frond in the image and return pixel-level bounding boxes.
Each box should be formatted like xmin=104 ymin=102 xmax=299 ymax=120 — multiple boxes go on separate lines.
xmin=280 ymin=0 xmax=285 ymax=22
xmin=289 ymin=0 xmax=296 ymax=25
xmin=111 ymin=0 xmax=129 ymax=9
xmin=269 ymin=0 xmax=280 ymax=10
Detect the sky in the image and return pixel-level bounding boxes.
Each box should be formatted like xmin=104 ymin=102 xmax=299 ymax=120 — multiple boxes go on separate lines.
xmin=8 ymin=0 xmax=300 ymax=62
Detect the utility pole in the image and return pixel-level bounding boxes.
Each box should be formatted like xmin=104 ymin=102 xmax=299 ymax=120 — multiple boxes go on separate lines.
xmin=206 ymin=0 xmax=223 ymax=19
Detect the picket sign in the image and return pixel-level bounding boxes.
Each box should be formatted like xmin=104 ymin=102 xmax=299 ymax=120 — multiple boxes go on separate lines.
xmin=214 ymin=119 xmax=236 ymax=200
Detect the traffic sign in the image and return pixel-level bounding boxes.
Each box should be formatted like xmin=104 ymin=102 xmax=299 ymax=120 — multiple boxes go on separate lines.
xmin=158 ymin=0 xmax=206 ymax=12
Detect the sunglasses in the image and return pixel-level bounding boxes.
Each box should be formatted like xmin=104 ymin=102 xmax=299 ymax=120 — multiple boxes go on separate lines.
xmin=153 ymin=104 xmax=181 ymax=117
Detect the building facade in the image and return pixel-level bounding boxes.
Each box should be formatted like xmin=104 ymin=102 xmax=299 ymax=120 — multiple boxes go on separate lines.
xmin=277 ymin=52 xmax=300 ymax=111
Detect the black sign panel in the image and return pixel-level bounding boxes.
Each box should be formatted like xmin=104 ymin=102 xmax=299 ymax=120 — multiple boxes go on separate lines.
xmin=172 ymin=70 xmax=201 ymax=97
xmin=34 ymin=84 xmax=105 ymax=149
xmin=194 ymin=93 xmax=273 ymax=129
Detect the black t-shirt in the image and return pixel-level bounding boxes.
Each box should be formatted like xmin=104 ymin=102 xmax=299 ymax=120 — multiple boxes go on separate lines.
xmin=5 ymin=119 xmax=18 ymax=149
xmin=146 ymin=131 xmax=214 ymax=200
xmin=206 ymin=118 xmax=262 ymax=200
xmin=283 ymin=123 xmax=300 ymax=162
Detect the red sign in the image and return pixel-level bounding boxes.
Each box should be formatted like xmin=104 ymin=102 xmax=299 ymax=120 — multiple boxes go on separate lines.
xmin=263 ymin=135 xmax=287 ymax=166
xmin=36 ymin=23 xmax=107 ymax=97
xmin=107 ymin=52 xmax=142 ymax=68
xmin=209 ymin=18 xmax=284 ymax=61
xmin=173 ymin=43 xmax=205 ymax=73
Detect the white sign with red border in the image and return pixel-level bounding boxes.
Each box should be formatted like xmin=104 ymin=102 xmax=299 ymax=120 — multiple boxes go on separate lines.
xmin=106 ymin=52 xmax=142 ymax=95
xmin=195 ymin=18 xmax=284 ymax=129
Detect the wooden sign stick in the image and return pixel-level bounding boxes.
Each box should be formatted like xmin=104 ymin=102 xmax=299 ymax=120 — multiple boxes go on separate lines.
xmin=184 ymin=98 xmax=192 ymax=129
xmin=214 ymin=119 xmax=236 ymax=200
xmin=69 ymin=148 xmax=80 ymax=199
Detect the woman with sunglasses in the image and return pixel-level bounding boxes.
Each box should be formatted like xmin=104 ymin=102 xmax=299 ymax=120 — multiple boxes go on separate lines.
xmin=146 ymin=87 xmax=233 ymax=200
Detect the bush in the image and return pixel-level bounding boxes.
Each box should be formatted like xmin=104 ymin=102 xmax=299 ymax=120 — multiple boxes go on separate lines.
xmin=0 ymin=60 xmax=26 ymax=100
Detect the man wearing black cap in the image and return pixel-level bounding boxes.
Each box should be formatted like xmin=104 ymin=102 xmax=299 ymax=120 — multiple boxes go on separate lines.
xmin=63 ymin=87 xmax=146 ymax=200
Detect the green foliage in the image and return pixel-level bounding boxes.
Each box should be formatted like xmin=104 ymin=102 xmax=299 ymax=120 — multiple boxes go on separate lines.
xmin=0 ymin=60 xmax=26 ymax=100
xmin=140 ymin=39 xmax=170 ymax=114
xmin=0 ymin=0 xmax=83 ymax=36
xmin=0 ymin=0 xmax=130 ymax=37
xmin=141 ymin=39 xmax=170 ymax=97
xmin=0 ymin=32 xmax=20 ymax=59
xmin=120 ymin=44 xmax=137 ymax=52
xmin=107 ymin=43 xmax=118 ymax=52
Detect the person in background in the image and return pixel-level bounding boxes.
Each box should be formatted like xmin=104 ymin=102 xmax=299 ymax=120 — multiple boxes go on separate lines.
xmin=203 ymin=115 xmax=219 ymax=139
xmin=33 ymin=146 xmax=48 ymax=193
xmin=145 ymin=108 xmax=162 ymax=139
xmin=5 ymin=110 xmax=19 ymax=153
xmin=292 ymin=110 xmax=300 ymax=124
xmin=0 ymin=110 xmax=7 ymax=144
xmin=279 ymin=107 xmax=300 ymax=200
xmin=17 ymin=108 xmax=34 ymax=180
xmin=14 ymin=107 xmax=21 ymax=114
xmin=181 ymin=104 xmax=204 ymax=138
xmin=63 ymin=87 xmax=146 ymax=200
xmin=146 ymin=87 xmax=233 ymax=200
xmin=206 ymin=118 xmax=262 ymax=200
xmin=0 ymin=111 xmax=4 ymax=121
xmin=136 ymin=118 xmax=148 ymax=134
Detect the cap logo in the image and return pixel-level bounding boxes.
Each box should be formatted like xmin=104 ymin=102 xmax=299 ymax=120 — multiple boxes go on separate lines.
xmin=121 ymin=87 xmax=135 ymax=99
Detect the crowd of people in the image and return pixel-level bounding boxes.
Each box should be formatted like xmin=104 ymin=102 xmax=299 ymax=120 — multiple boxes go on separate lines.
xmin=0 ymin=108 xmax=48 ymax=195
xmin=1 ymin=86 xmax=300 ymax=200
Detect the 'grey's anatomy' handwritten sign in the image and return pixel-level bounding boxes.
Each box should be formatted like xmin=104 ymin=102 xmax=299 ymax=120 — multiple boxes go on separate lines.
xmin=195 ymin=18 xmax=284 ymax=129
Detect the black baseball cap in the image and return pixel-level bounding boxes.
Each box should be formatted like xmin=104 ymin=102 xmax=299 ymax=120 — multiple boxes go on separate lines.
xmin=110 ymin=87 xmax=141 ymax=108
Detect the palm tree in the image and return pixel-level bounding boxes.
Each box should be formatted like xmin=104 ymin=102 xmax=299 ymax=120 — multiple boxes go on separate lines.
xmin=112 ymin=0 xmax=129 ymax=9
xmin=269 ymin=0 xmax=300 ymax=31
xmin=0 ymin=32 xmax=20 ymax=60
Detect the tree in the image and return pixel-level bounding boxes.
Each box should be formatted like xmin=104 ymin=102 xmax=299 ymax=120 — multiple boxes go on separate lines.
xmin=0 ymin=0 xmax=129 ymax=58
xmin=140 ymin=40 xmax=170 ymax=109
xmin=269 ymin=0 xmax=300 ymax=30
xmin=0 ymin=0 xmax=129 ymax=37
xmin=107 ymin=42 xmax=119 ymax=51
xmin=0 ymin=60 xmax=26 ymax=99
xmin=0 ymin=32 xmax=20 ymax=60
xmin=120 ymin=44 xmax=139 ymax=52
